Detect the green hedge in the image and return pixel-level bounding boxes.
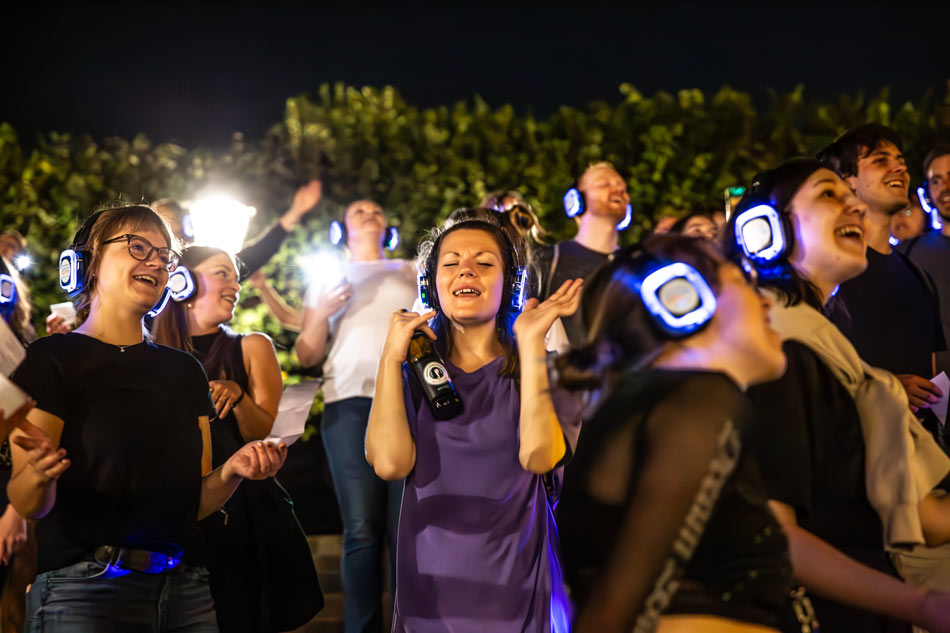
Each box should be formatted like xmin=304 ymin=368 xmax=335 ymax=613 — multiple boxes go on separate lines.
xmin=2 ymin=82 xmax=949 ymax=375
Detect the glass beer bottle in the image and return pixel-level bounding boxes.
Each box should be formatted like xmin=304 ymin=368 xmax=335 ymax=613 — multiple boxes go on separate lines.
xmin=407 ymin=331 xmax=463 ymax=420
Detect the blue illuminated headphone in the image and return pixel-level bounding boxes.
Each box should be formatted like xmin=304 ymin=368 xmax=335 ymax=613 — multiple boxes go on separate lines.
xmin=59 ymin=211 xmax=107 ymax=297
xmin=562 ymin=181 xmax=633 ymax=231
xmin=417 ymin=221 xmax=528 ymax=314
xmin=731 ymin=174 xmax=795 ymax=267
xmin=0 ymin=257 xmax=17 ymax=317
xmin=620 ymin=247 xmax=718 ymax=338
xmin=329 ymin=219 xmax=399 ymax=251
xmin=146 ymin=265 xmax=196 ymax=318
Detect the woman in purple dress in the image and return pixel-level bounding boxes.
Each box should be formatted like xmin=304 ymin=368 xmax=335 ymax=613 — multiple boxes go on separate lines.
xmin=365 ymin=212 xmax=584 ymax=633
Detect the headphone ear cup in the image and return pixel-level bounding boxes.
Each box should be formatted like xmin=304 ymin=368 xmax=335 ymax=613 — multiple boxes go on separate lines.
xmin=779 ymin=213 xmax=794 ymax=260
xmin=329 ymin=221 xmax=346 ymax=246
xmin=616 ymin=204 xmax=633 ymax=231
xmin=510 ymin=267 xmax=527 ymax=312
xmin=168 ymin=267 xmax=197 ymax=302
xmin=563 ymin=186 xmax=585 ymax=218
xmin=639 ymin=262 xmax=717 ymax=338
xmin=418 ymin=271 xmax=437 ymax=311
xmin=59 ymin=249 xmax=86 ymax=296
xmin=384 ymin=226 xmax=399 ymax=251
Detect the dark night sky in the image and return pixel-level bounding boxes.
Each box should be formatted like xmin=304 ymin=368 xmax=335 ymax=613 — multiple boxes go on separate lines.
xmin=4 ymin=1 xmax=949 ymax=150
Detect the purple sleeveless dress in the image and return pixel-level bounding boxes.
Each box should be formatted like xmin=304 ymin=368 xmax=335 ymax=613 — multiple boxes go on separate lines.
xmin=394 ymin=356 xmax=583 ymax=633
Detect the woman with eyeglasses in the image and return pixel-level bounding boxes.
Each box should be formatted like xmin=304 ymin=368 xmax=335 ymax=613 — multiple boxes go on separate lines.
xmin=724 ymin=159 xmax=950 ymax=632
xmin=7 ymin=204 xmax=288 ymax=632
xmin=556 ymin=234 xmax=794 ymax=633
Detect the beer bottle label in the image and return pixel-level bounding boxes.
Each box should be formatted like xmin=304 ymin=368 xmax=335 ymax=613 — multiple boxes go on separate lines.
xmin=422 ymin=362 xmax=449 ymax=386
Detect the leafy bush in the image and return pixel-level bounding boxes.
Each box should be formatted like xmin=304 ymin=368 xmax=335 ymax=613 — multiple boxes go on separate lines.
xmin=3 ymin=82 xmax=949 ymax=379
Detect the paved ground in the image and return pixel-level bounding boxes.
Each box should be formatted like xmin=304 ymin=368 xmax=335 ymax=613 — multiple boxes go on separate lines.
xmin=290 ymin=535 xmax=393 ymax=633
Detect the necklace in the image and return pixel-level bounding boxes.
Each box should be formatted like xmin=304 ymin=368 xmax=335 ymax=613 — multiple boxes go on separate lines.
xmin=73 ymin=330 xmax=144 ymax=352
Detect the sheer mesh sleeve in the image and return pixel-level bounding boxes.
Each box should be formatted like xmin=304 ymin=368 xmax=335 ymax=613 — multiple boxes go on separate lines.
xmin=574 ymin=373 xmax=745 ymax=633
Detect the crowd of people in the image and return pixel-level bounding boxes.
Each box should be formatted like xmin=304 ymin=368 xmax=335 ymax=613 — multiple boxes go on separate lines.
xmin=0 ymin=124 xmax=946 ymax=633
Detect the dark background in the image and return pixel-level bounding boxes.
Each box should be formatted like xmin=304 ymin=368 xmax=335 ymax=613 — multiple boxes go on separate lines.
xmin=4 ymin=1 xmax=949 ymax=149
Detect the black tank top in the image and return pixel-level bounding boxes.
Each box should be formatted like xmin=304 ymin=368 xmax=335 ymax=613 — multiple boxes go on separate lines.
xmin=191 ymin=326 xmax=249 ymax=466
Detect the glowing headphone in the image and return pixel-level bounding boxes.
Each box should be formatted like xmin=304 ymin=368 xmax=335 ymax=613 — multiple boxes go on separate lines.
xmin=562 ymin=182 xmax=633 ymax=231
xmin=167 ymin=266 xmax=197 ymax=302
xmin=328 ymin=220 xmax=399 ymax=251
xmin=620 ymin=248 xmax=717 ymax=338
xmin=59 ymin=211 xmax=106 ymax=296
xmin=0 ymin=274 xmax=17 ymax=315
xmin=417 ymin=223 xmax=528 ymax=314
xmin=918 ymin=186 xmax=942 ymax=231
xmin=733 ymin=203 xmax=792 ymax=265
xmin=146 ymin=266 xmax=193 ymax=321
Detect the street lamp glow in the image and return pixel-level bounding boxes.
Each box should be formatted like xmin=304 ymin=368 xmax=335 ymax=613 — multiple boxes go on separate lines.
xmin=13 ymin=254 xmax=32 ymax=272
xmin=300 ymin=251 xmax=346 ymax=292
xmin=189 ymin=196 xmax=256 ymax=254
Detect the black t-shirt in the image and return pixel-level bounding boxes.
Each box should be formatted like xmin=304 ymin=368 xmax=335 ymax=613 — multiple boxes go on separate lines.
xmin=531 ymin=240 xmax=611 ymax=345
xmin=834 ymin=247 xmax=945 ymax=377
xmin=747 ymin=341 xmax=907 ymax=632
xmin=559 ymin=369 xmax=792 ymax=628
xmin=11 ymin=333 xmax=215 ymax=573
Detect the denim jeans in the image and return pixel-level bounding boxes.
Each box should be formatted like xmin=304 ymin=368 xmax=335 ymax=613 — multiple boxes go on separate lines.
xmin=322 ymin=397 xmax=403 ymax=633
xmin=26 ymin=561 xmax=218 ymax=632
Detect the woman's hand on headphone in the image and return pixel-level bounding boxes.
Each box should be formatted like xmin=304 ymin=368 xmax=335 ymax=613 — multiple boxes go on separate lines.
xmin=381 ymin=309 xmax=437 ymax=365
xmin=513 ymin=278 xmax=583 ymax=345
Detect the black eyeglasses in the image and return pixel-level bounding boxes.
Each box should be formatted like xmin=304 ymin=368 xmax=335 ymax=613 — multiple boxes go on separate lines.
xmin=103 ymin=234 xmax=180 ymax=272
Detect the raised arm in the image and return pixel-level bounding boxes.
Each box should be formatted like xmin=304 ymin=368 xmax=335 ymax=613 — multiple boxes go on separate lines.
xmin=249 ymin=272 xmax=303 ymax=332
xmin=294 ymin=282 xmax=352 ymax=368
xmin=365 ymin=310 xmax=435 ymax=481
xmin=236 ymin=181 xmax=322 ymax=277
xmin=514 ymin=279 xmax=582 ymax=474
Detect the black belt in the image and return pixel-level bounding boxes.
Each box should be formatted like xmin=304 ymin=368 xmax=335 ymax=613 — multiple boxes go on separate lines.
xmin=93 ymin=545 xmax=184 ymax=575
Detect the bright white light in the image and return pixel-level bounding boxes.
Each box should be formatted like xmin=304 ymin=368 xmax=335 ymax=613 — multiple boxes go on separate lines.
xmin=189 ymin=196 xmax=256 ymax=254
xmin=13 ymin=254 xmax=32 ymax=271
xmin=299 ymin=251 xmax=346 ymax=292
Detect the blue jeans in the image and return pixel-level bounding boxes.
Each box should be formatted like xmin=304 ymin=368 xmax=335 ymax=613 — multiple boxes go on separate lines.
xmin=322 ymin=397 xmax=403 ymax=633
xmin=26 ymin=561 xmax=218 ymax=632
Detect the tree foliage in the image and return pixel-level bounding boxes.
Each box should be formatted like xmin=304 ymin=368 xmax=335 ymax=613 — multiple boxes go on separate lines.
xmin=2 ymin=82 xmax=949 ymax=377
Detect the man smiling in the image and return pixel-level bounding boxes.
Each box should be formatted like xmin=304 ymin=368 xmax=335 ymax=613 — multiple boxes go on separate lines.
xmin=902 ymin=146 xmax=950 ymax=376
xmin=818 ymin=125 xmax=946 ymax=443
xmin=532 ymin=162 xmax=630 ymax=345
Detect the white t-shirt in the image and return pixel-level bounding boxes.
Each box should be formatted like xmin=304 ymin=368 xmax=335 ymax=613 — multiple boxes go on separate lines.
xmin=306 ymin=258 xmax=418 ymax=403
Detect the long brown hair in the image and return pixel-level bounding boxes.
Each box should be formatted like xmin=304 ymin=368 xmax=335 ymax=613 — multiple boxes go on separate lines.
xmin=151 ymin=245 xmax=241 ymax=380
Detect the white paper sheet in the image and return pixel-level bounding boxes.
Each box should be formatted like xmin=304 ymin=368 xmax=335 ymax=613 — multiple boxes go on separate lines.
xmin=931 ymin=371 xmax=950 ymax=428
xmin=265 ymin=381 xmax=322 ymax=446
